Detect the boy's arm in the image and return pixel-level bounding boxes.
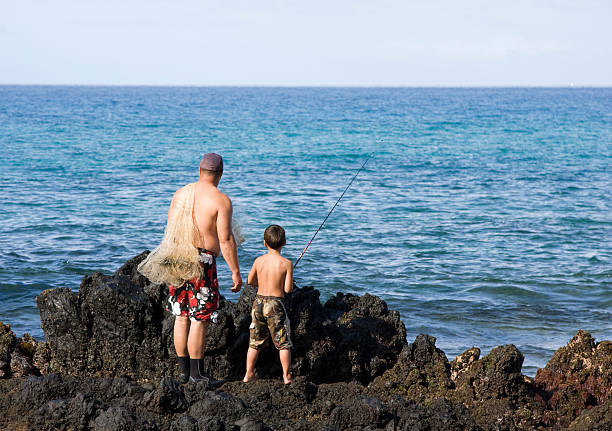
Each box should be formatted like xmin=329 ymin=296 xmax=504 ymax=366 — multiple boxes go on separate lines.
xmin=283 ymin=260 xmax=293 ymax=295
xmin=247 ymin=259 xmax=258 ymax=287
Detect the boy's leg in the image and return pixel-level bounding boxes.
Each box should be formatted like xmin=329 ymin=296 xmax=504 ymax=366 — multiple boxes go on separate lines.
xmin=244 ymin=297 xmax=267 ymax=382
xmin=266 ymin=298 xmax=292 ymax=383
xmin=243 ymin=347 xmax=260 ymax=382
xmin=279 ymin=349 xmax=292 ymax=384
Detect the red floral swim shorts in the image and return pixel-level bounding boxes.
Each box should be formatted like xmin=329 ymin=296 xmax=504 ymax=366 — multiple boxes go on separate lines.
xmin=166 ymin=248 xmax=219 ymax=323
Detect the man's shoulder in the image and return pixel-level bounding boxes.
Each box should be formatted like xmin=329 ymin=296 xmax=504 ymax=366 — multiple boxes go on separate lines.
xmin=175 ymin=182 xmax=195 ymax=195
xmin=194 ymin=184 xmax=231 ymax=206
xmin=171 ymin=184 xmax=192 ymax=202
xmin=216 ymin=189 xmax=231 ymax=204
xmin=205 ymin=186 xmax=231 ymax=205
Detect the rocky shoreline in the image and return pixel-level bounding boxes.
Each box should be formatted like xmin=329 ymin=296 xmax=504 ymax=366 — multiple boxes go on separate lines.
xmin=0 ymin=252 xmax=610 ymax=430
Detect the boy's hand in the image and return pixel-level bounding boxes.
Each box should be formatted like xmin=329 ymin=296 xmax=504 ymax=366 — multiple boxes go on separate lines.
xmin=231 ymin=272 xmax=243 ymax=292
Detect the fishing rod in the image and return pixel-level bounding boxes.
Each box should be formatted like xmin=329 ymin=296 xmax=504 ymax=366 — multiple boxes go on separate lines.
xmin=294 ymin=152 xmax=374 ymax=269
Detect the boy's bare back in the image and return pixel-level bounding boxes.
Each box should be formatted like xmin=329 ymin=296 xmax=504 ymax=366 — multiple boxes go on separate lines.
xmin=248 ymin=251 xmax=293 ymax=297
xmin=244 ymin=224 xmax=293 ymax=384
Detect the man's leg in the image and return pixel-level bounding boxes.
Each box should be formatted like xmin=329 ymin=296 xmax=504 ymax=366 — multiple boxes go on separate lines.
xmin=279 ymin=349 xmax=292 ymax=384
xmin=187 ymin=320 xmax=209 ymax=379
xmin=174 ymin=316 xmax=191 ymax=383
xmin=174 ymin=316 xmax=190 ymax=356
xmin=187 ymin=320 xmax=208 ymax=357
xmin=243 ymin=347 xmax=260 ymax=382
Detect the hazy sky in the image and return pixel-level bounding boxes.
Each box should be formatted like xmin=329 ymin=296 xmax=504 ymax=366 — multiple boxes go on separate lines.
xmin=1 ymin=0 xmax=611 ymax=86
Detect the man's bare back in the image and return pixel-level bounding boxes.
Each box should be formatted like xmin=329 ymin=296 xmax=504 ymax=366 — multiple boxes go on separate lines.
xmin=192 ymin=181 xmax=231 ymax=255
xmin=168 ymin=179 xmax=241 ymax=291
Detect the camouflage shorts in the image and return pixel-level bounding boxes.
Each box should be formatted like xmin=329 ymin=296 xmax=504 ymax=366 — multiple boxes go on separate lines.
xmin=249 ymin=295 xmax=292 ymax=350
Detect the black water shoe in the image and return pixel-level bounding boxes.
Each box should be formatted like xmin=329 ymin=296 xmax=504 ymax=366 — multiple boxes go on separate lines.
xmin=189 ymin=358 xmax=226 ymax=387
xmin=177 ymin=355 xmax=190 ymax=384
xmin=178 ymin=373 xmax=189 ymax=384
xmin=190 ymin=358 xmax=204 ymax=380
xmin=188 ymin=375 xmax=207 ymax=384
xmin=188 ymin=374 xmax=226 ymax=388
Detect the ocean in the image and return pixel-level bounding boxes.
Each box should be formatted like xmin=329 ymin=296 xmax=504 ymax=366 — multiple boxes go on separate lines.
xmin=1 ymin=86 xmax=610 ymax=376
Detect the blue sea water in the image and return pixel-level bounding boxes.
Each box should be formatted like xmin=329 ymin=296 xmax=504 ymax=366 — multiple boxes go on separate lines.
xmin=0 ymin=86 xmax=610 ymax=376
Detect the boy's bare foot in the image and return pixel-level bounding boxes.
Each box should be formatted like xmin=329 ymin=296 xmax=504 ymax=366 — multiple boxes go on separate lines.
xmin=243 ymin=373 xmax=258 ymax=383
xmin=283 ymin=373 xmax=292 ymax=385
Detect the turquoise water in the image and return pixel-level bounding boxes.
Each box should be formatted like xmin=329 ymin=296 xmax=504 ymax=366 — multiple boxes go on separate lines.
xmin=1 ymin=86 xmax=610 ymax=376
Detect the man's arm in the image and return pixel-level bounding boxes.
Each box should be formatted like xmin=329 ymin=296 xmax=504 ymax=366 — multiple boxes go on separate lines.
xmin=247 ymin=259 xmax=258 ymax=287
xmin=284 ymin=260 xmax=293 ymax=295
xmin=217 ymin=196 xmax=242 ymax=292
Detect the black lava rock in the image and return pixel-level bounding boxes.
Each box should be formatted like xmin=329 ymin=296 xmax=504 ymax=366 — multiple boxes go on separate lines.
xmin=36 ymin=252 xmax=407 ymax=385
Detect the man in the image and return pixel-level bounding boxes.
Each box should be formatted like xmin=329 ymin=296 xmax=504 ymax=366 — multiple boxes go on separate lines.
xmin=140 ymin=153 xmax=242 ymax=382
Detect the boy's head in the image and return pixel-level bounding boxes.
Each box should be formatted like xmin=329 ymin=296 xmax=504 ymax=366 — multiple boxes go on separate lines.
xmin=264 ymin=225 xmax=286 ymax=250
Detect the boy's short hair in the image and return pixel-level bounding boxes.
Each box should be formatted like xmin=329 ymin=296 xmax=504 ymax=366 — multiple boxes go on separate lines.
xmin=264 ymin=225 xmax=286 ymax=250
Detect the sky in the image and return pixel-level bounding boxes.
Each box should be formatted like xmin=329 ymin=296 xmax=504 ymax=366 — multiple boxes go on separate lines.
xmin=1 ymin=0 xmax=611 ymax=86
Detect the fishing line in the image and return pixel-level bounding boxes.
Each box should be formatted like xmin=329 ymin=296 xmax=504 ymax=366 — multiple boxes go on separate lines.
xmin=294 ymin=152 xmax=374 ymax=269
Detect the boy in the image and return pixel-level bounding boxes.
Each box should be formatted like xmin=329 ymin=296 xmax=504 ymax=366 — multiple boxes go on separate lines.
xmin=243 ymin=224 xmax=293 ymax=384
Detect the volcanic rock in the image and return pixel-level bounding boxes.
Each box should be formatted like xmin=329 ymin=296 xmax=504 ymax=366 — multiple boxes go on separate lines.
xmin=449 ymin=346 xmax=480 ymax=380
xmin=568 ymin=399 xmax=612 ymax=431
xmin=367 ymin=333 xmax=453 ymax=404
xmin=0 ymin=322 xmax=15 ymax=377
xmin=142 ymin=377 xmax=188 ymax=414
xmin=534 ymin=329 xmax=612 ymax=428
xmin=450 ymin=344 xmax=543 ymax=430
xmin=0 ymin=322 xmax=39 ymax=378
xmin=36 ymin=252 xmax=406 ymax=385
xmin=0 ymin=252 xmax=610 ymax=430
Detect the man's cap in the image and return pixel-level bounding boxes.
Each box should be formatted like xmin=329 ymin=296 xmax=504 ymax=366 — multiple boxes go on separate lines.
xmin=200 ymin=153 xmax=223 ymax=172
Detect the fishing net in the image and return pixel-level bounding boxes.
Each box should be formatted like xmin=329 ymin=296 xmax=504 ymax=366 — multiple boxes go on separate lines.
xmin=137 ymin=183 xmax=245 ymax=287
xmin=232 ymin=217 xmax=245 ymax=247
xmin=137 ymin=183 xmax=202 ymax=287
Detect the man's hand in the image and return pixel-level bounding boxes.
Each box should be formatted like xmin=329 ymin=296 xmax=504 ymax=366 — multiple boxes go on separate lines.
xmin=231 ymin=272 xmax=243 ymax=293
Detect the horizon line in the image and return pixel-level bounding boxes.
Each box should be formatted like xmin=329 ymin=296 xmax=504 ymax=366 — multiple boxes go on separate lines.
xmin=1 ymin=83 xmax=611 ymax=89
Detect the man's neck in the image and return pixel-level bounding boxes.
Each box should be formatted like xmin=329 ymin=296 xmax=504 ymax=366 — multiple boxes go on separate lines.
xmin=197 ymin=177 xmax=218 ymax=187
